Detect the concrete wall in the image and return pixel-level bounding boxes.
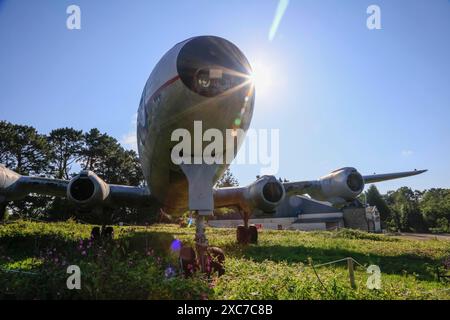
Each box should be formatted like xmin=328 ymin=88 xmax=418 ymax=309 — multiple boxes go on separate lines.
xmin=291 ymin=222 xmax=326 ymax=231
xmin=342 ymin=207 xmax=369 ymax=231
xmin=208 ymin=217 xmax=297 ymax=230
xmin=208 ymin=218 xmax=346 ymax=231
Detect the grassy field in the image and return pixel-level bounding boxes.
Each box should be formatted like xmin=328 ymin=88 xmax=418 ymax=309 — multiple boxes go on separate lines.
xmin=1 ymin=220 xmax=449 ymax=300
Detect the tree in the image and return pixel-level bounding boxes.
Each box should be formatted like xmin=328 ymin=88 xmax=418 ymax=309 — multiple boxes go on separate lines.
xmin=0 ymin=121 xmax=50 ymax=175
xmin=47 ymin=127 xmax=84 ymax=179
xmin=0 ymin=121 xmax=52 ymax=218
xmin=386 ymin=187 xmax=426 ymax=232
xmin=420 ymin=188 xmax=450 ymax=232
xmin=215 ymin=168 xmax=239 ymax=188
xmin=365 ymin=185 xmax=391 ymax=222
xmin=79 ymin=128 xmax=113 ymax=171
xmin=79 ymin=129 xmax=144 ymax=186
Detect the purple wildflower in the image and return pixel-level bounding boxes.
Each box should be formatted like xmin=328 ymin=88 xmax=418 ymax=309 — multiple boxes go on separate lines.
xmin=165 ymin=266 xmax=176 ymax=278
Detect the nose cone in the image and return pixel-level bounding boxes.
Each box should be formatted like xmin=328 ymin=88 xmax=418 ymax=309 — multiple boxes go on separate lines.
xmin=177 ymin=36 xmax=252 ymax=97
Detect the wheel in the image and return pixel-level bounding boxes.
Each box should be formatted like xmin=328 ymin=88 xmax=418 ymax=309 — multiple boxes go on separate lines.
xmin=207 ymin=246 xmax=225 ymax=276
xmin=0 ymin=203 xmax=7 ymax=222
xmin=236 ymin=225 xmax=250 ymax=244
xmin=179 ymin=246 xmax=197 ymax=277
xmin=249 ymin=225 xmax=258 ymax=244
xmin=91 ymin=226 xmax=101 ymax=241
xmin=101 ymin=226 xmax=114 ymax=240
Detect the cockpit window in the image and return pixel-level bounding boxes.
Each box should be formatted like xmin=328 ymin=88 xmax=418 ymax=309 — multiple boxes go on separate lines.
xmin=177 ymin=36 xmax=252 ymax=97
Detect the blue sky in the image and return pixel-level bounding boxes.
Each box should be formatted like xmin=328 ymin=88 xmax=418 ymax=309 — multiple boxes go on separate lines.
xmin=0 ymin=0 xmax=449 ymax=193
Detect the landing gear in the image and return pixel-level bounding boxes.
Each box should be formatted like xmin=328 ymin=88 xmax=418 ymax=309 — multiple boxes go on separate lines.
xmin=91 ymin=226 xmax=101 ymax=240
xmin=249 ymin=225 xmax=258 ymax=243
xmin=101 ymin=226 xmax=114 ymax=240
xmin=178 ymin=212 xmax=226 ymax=277
xmin=236 ymin=211 xmax=258 ymax=244
xmin=178 ymin=163 xmax=225 ymax=276
xmin=207 ymin=247 xmax=225 ymax=276
xmin=179 ymin=245 xmax=226 ymax=277
xmin=0 ymin=202 xmax=7 ymax=222
xmin=180 ymin=246 xmax=198 ymax=277
xmin=237 ymin=225 xmax=248 ymax=243
xmin=236 ymin=225 xmax=258 ymax=244
xmin=195 ymin=214 xmax=209 ymax=273
xmin=90 ymin=225 xmax=114 ymax=242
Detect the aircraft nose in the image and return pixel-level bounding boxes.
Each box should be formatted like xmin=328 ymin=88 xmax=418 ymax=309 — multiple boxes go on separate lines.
xmin=176 ymin=36 xmax=252 ymax=97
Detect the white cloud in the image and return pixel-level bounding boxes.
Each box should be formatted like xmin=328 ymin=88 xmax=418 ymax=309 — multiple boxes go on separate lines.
xmin=121 ymin=113 xmax=138 ymax=151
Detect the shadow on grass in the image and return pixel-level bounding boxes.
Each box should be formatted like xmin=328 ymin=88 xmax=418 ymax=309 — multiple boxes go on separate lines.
xmin=222 ymin=243 xmax=441 ymax=281
xmin=0 ymin=225 xmax=443 ymax=282
xmin=0 ymin=229 xmax=177 ymax=262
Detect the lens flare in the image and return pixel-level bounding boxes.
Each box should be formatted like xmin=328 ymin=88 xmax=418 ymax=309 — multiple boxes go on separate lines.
xmin=170 ymin=239 xmax=182 ymax=252
xmin=249 ymin=61 xmax=273 ymax=96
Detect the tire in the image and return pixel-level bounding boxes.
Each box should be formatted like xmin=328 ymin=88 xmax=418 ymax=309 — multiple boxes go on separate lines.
xmin=236 ymin=225 xmax=249 ymax=244
xmin=91 ymin=226 xmax=101 ymax=240
xmin=180 ymin=246 xmax=197 ymax=277
xmin=102 ymin=226 xmax=114 ymax=240
xmin=0 ymin=204 xmax=6 ymax=222
xmin=207 ymin=246 xmax=225 ymax=276
xmin=249 ymin=225 xmax=258 ymax=244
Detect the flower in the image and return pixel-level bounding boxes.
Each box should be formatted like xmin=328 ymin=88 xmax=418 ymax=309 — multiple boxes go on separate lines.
xmin=164 ymin=266 xmax=176 ymax=278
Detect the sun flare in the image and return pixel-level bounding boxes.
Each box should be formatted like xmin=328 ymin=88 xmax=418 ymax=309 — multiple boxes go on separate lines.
xmin=249 ymin=61 xmax=274 ymax=96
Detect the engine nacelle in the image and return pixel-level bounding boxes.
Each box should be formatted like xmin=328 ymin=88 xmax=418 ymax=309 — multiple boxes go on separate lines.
xmin=67 ymin=171 xmax=110 ymax=207
xmin=247 ymin=175 xmax=285 ymax=212
xmin=310 ymin=167 xmax=365 ymax=205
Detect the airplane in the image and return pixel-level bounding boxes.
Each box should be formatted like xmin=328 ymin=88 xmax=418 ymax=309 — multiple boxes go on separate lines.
xmin=0 ymin=35 xmax=426 ymax=273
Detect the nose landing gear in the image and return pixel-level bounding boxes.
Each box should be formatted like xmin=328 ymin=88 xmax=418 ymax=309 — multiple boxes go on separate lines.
xmin=179 ymin=213 xmax=225 ymax=277
xmin=179 ymin=163 xmax=226 ymax=276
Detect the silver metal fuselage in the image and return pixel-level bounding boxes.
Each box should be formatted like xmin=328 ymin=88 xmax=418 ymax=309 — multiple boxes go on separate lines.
xmin=137 ymin=36 xmax=254 ymax=214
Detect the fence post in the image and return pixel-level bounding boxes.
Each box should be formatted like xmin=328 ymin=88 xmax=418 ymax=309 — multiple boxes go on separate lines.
xmin=347 ymin=258 xmax=356 ymax=289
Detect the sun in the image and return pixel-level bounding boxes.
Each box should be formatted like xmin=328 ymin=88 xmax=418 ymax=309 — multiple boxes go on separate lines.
xmin=249 ymin=60 xmax=274 ymax=97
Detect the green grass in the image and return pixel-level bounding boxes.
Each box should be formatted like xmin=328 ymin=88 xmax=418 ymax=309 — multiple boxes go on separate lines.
xmin=1 ymin=220 xmax=449 ymax=300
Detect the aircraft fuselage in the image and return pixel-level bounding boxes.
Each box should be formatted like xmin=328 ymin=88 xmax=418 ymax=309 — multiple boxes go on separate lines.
xmin=136 ymin=36 xmax=254 ymax=213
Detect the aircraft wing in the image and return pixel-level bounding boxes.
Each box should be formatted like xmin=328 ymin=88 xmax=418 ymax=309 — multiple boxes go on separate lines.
xmin=278 ymin=168 xmax=428 ymax=207
xmin=282 ymin=180 xmax=317 ymax=196
xmin=362 ymin=169 xmax=427 ymax=184
xmin=282 ymin=169 xmax=428 ymax=196
xmin=0 ymin=164 xmax=152 ymax=207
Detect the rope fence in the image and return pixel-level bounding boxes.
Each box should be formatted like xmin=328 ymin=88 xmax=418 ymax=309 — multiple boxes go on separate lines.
xmin=308 ymin=256 xmax=366 ymax=296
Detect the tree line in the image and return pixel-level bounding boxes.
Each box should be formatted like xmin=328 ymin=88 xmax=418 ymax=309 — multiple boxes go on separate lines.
xmin=0 ymin=120 xmax=146 ymax=223
xmin=0 ymin=120 xmax=239 ymax=224
xmin=363 ymin=184 xmax=450 ymax=233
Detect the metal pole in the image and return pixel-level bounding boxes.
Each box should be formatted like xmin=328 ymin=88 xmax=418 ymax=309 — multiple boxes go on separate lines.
xmin=195 ymin=213 xmax=209 ymax=273
xmin=347 ymin=258 xmax=356 ymax=289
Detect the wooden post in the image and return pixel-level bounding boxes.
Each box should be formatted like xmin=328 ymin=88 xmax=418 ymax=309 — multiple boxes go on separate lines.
xmin=347 ymin=258 xmax=356 ymax=289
